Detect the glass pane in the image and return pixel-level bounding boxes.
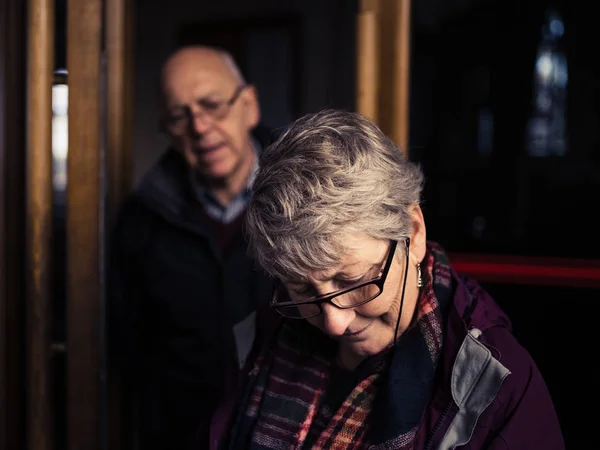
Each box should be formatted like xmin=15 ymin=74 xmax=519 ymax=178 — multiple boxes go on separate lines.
xmin=410 ymin=3 xmax=600 ymax=259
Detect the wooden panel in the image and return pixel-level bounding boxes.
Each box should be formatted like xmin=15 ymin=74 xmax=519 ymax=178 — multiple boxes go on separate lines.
xmin=389 ymin=0 xmax=411 ymax=154
xmin=66 ymin=0 xmax=103 ymax=448
xmin=106 ymin=0 xmax=134 ymax=225
xmin=378 ymin=0 xmax=411 ymax=154
xmin=25 ymin=0 xmax=54 ymax=448
xmin=356 ymin=0 xmax=380 ymax=122
xmin=0 ymin=0 xmax=27 ymax=448
xmin=355 ymin=0 xmax=412 ymax=155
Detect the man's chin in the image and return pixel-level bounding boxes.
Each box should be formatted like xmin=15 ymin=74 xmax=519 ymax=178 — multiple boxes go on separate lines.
xmin=193 ymin=162 xmax=234 ymax=183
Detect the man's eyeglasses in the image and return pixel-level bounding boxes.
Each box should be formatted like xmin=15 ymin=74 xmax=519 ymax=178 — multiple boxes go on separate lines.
xmin=271 ymin=237 xmax=410 ymax=319
xmin=163 ymin=84 xmax=247 ymax=136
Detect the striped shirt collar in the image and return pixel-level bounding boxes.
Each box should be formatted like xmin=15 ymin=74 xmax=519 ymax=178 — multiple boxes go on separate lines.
xmin=189 ymin=139 xmax=259 ymax=224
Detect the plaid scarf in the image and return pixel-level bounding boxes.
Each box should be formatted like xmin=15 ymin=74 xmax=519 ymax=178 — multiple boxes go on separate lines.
xmin=228 ymin=243 xmax=452 ymax=450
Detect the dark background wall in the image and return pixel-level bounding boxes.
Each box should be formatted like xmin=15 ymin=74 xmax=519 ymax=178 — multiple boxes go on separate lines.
xmin=410 ymin=0 xmax=600 ymax=260
xmin=130 ymin=0 xmax=357 ymax=183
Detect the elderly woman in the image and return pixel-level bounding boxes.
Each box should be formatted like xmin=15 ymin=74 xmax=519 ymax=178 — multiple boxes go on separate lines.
xmin=215 ymin=110 xmax=563 ymax=449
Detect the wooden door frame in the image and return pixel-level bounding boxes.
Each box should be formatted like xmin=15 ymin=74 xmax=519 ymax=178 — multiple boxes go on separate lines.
xmin=356 ymin=0 xmax=412 ymax=155
xmin=65 ymin=0 xmax=135 ymax=448
xmin=25 ymin=0 xmax=55 ymax=448
xmin=66 ymin=0 xmax=103 ymax=448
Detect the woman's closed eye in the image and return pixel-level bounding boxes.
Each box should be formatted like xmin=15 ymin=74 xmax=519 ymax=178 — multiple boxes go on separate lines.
xmin=291 ymin=285 xmax=314 ymax=297
xmin=290 ymin=273 xmax=372 ymax=298
xmin=337 ymin=275 xmax=367 ymax=288
xmin=338 ymin=265 xmax=380 ymax=287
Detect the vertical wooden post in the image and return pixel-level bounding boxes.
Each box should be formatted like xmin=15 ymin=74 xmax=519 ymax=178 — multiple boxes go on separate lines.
xmin=105 ymin=0 xmax=134 ymax=447
xmin=356 ymin=0 xmax=380 ymax=123
xmin=390 ymin=0 xmax=411 ymax=154
xmin=0 ymin=0 xmax=27 ymax=448
xmin=66 ymin=0 xmax=103 ymax=448
xmin=355 ymin=0 xmax=412 ymax=156
xmin=106 ymin=0 xmax=134 ymax=225
xmin=25 ymin=0 xmax=54 ymax=448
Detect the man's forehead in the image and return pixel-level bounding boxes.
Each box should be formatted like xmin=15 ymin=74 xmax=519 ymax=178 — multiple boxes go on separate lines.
xmin=163 ymin=68 xmax=235 ymax=106
xmin=161 ymin=54 xmax=237 ymax=105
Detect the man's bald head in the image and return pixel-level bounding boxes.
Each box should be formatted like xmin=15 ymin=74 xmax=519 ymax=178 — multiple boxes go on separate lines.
xmin=160 ymin=46 xmax=245 ymax=101
xmin=158 ymin=45 xmax=260 ymax=194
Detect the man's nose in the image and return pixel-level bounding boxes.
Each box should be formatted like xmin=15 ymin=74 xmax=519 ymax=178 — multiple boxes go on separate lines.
xmin=189 ymin=111 xmax=212 ymax=135
xmin=320 ymin=303 xmax=356 ymax=336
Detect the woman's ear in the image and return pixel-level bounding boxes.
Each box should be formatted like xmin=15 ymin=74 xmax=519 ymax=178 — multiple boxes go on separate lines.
xmin=408 ymin=204 xmax=427 ymax=265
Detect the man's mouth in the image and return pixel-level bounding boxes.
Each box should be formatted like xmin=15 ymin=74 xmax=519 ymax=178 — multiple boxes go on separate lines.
xmin=196 ymin=143 xmax=224 ymax=154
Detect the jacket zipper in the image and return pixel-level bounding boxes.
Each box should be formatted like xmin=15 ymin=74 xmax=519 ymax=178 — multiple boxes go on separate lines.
xmin=423 ymin=402 xmax=453 ymax=450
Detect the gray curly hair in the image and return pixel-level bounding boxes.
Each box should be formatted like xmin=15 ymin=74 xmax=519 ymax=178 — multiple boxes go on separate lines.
xmin=245 ymin=109 xmax=424 ymax=280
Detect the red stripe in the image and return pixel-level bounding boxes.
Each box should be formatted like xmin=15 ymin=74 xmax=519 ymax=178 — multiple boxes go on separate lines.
xmin=447 ymin=253 xmax=600 ymax=288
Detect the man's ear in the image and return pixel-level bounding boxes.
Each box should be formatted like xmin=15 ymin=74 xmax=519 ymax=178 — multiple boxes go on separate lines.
xmin=408 ymin=204 xmax=427 ymax=265
xmin=243 ymin=85 xmax=261 ymax=130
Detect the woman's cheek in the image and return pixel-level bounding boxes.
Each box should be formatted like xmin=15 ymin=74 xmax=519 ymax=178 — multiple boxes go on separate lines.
xmin=356 ymin=294 xmax=394 ymax=317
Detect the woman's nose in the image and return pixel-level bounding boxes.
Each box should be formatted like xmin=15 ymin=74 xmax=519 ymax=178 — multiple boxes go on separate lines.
xmin=320 ymin=303 xmax=356 ymax=336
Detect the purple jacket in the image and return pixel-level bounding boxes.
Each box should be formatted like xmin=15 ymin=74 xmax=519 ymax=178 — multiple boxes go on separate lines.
xmin=211 ymin=269 xmax=564 ymax=449
xmin=410 ymin=272 xmax=564 ymax=449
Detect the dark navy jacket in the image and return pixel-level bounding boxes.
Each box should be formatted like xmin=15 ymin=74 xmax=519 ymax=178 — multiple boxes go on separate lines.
xmin=109 ymin=148 xmax=274 ymax=450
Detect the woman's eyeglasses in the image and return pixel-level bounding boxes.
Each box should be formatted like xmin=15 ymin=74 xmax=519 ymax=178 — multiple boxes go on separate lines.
xmin=271 ymin=238 xmax=410 ymax=319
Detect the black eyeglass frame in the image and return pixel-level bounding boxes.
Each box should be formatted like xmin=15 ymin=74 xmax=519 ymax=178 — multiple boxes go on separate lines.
xmin=271 ymin=237 xmax=410 ymax=319
xmin=163 ymin=84 xmax=248 ymax=135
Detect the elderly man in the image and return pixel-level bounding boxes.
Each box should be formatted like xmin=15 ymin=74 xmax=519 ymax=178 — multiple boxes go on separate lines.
xmin=109 ymin=46 xmax=274 ymax=449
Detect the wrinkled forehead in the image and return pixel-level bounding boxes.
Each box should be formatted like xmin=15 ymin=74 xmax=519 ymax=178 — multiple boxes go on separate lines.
xmin=281 ymin=262 xmax=356 ymax=286
xmin=279 ymin=235 xmax=383 ymax=284
xmin=162 ymin=62 xmax=237 ymax=108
